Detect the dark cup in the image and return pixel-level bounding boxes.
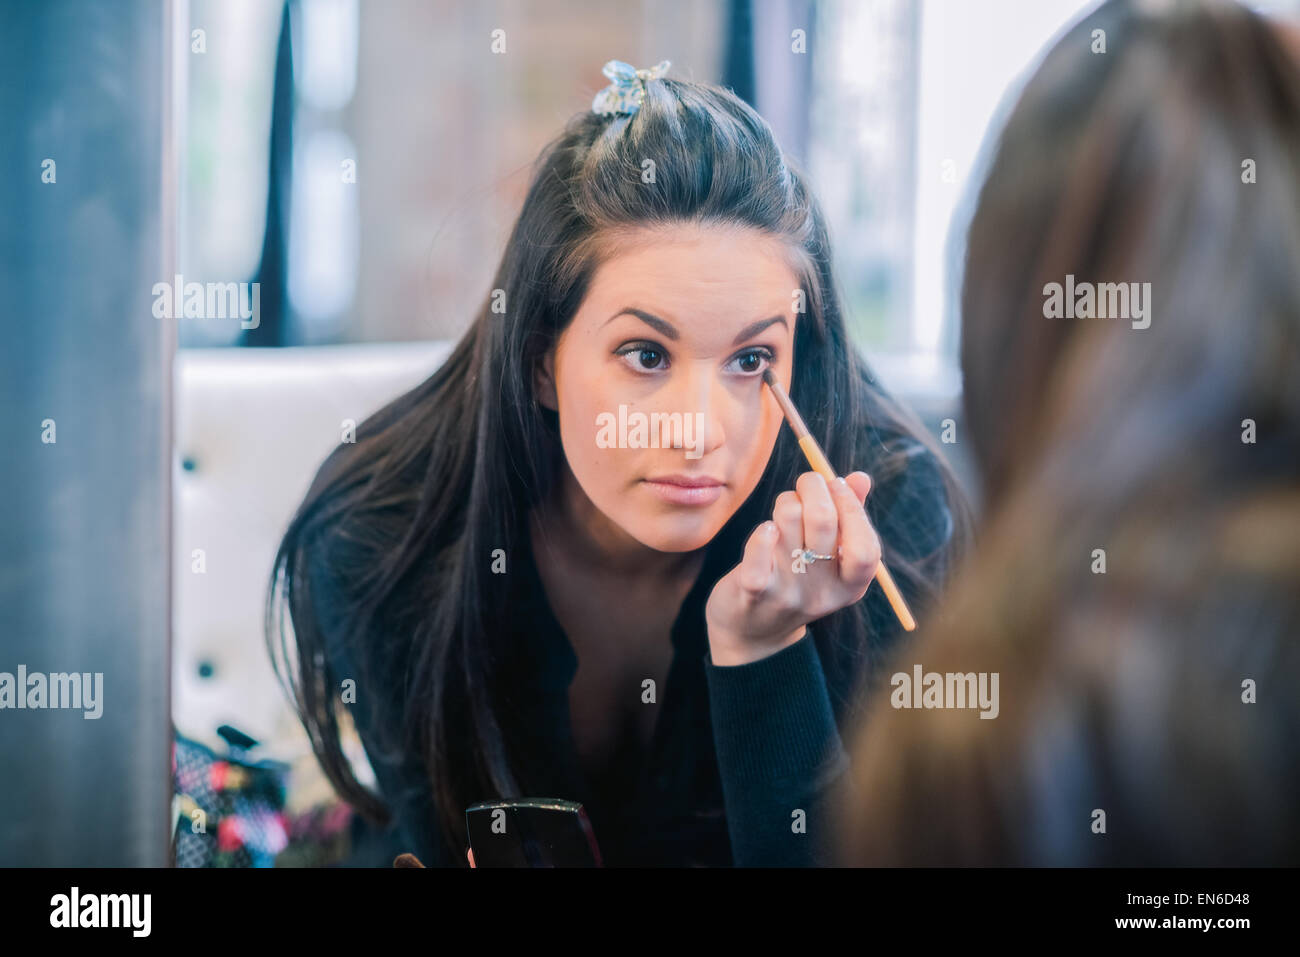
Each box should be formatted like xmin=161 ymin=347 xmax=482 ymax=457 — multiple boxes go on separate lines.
xmin=465 ymin=798 xmax=603 ymax=867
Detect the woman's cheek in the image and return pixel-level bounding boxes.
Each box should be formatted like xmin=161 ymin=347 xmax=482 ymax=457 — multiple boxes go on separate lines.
xmin=731 ymin=387 xmax=777 ymax=475
xmin=734 ymin=429 xmax=769 ymax=497
xmin=567 ymin=387 xmax=637 ymax=501
xmin=572 ymin=395 xmax=611 ymax=477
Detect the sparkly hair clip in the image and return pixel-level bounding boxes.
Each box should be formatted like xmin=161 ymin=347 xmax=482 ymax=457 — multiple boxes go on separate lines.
xmin=591 ymin=59 xmax=671 ymax=117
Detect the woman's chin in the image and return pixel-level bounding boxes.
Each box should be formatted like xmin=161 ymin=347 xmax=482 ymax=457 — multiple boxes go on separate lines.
xmin=629 ymin=512 xmax=726 ymax=553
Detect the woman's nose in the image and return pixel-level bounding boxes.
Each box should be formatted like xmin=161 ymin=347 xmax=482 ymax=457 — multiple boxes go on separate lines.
xmin=659 ymin=367 xmax=727 ymax=458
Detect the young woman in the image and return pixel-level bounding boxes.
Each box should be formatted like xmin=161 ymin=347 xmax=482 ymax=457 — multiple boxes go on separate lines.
xmin=267 ymin=64 xmax=971 ymax=867
xmin=837 ymin=0 xmax=1300 ymax=865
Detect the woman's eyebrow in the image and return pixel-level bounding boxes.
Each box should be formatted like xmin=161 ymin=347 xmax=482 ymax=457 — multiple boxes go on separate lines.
xmin=603 ymin=308 xmax=788 ymax=345
xmin=731 ymin=315 xmax=787 ymax=345
xmin=604 ymin=308 xmax=679 ymax=339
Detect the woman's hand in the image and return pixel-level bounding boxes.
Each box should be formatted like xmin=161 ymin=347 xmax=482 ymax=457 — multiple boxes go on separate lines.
xmin=705 ymin=471 xmax=879 ymax=666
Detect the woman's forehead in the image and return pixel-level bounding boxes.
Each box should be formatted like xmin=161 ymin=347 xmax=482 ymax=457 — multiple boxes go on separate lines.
xmin=582 ymin=226 xmax=802 ymax=315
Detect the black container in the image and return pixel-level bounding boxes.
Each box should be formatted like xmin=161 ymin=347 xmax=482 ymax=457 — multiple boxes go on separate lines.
xmin=465 ymin=798 xmax=603 ymax=867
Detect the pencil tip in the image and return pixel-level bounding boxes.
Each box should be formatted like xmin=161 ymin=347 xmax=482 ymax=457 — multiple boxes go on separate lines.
xmin=761 ymin=368 xmax=776 ymax=387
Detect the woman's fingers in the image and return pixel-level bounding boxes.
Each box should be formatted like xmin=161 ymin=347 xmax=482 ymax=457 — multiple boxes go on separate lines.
xmin=795 ymin=471 xmax=838 ymax=558
xmin=773 ymin=471 xmax=877 ymax=591
xmin=711 ymin=470 xmax=876 ymax=653
xmin=737 ymin=520 xmax=778 ymax=594
xmin=844 ymin=471 xmax=872 ymax=507
xmin=773 ymin=489 xmax=804 ymax=559
xmin=830 ymin=473 xmax=880 ymax=589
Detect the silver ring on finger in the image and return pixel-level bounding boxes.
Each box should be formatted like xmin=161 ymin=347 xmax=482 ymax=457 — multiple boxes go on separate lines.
xmin=790 ymin=546 xmax=835 ymax=574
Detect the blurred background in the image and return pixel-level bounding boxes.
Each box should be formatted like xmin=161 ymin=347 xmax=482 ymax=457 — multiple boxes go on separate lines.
xmin=4 ymin=0 xmax=1297 ymax=867
xmin=180 ymin=0 xmax=1124 ymax=366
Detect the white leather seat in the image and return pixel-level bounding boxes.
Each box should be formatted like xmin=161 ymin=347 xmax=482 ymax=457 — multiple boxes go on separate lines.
xmin=174 ymin=341 xmax=453 ymax=812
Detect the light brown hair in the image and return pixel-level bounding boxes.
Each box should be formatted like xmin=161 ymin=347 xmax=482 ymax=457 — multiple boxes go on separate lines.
xmin=837 ymin=0 xmax=1300 ymax=865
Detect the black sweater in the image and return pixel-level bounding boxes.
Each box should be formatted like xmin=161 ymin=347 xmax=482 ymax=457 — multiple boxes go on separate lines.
xmin=306 ymin=437 xmax=956 ymax=866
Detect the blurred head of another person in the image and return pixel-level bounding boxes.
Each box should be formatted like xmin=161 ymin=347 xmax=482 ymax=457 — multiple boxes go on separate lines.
xmin=836 ymin=0 xmax=1300 ymax=865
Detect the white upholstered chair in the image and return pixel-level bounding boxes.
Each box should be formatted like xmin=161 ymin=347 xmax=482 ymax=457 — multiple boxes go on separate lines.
xmin=173 ymin=341 xmax=453 ymax=812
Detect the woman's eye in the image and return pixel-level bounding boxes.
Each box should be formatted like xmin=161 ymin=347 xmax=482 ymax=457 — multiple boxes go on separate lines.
xmin=728 ymin=347 xmax=775 ymax=376
xmin=615 ymin=343 xmax=669 ymax=373
xmin=614 ymin=344 xmax=774 ymax=376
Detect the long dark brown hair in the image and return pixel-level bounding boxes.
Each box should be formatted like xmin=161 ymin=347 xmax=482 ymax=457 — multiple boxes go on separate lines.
xmin=838 ymin=0 xmax=1300 ymax=865
xmin=266 ymin=74 xmax=972 ymax=858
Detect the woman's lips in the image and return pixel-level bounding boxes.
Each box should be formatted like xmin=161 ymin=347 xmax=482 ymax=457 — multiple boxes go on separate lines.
xmin=641 ymin=475 xmax=726 ymax=506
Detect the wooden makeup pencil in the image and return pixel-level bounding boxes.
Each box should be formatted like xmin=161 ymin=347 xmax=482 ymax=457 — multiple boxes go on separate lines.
xmin=762 ymin=369 xmax=917 ymax=632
